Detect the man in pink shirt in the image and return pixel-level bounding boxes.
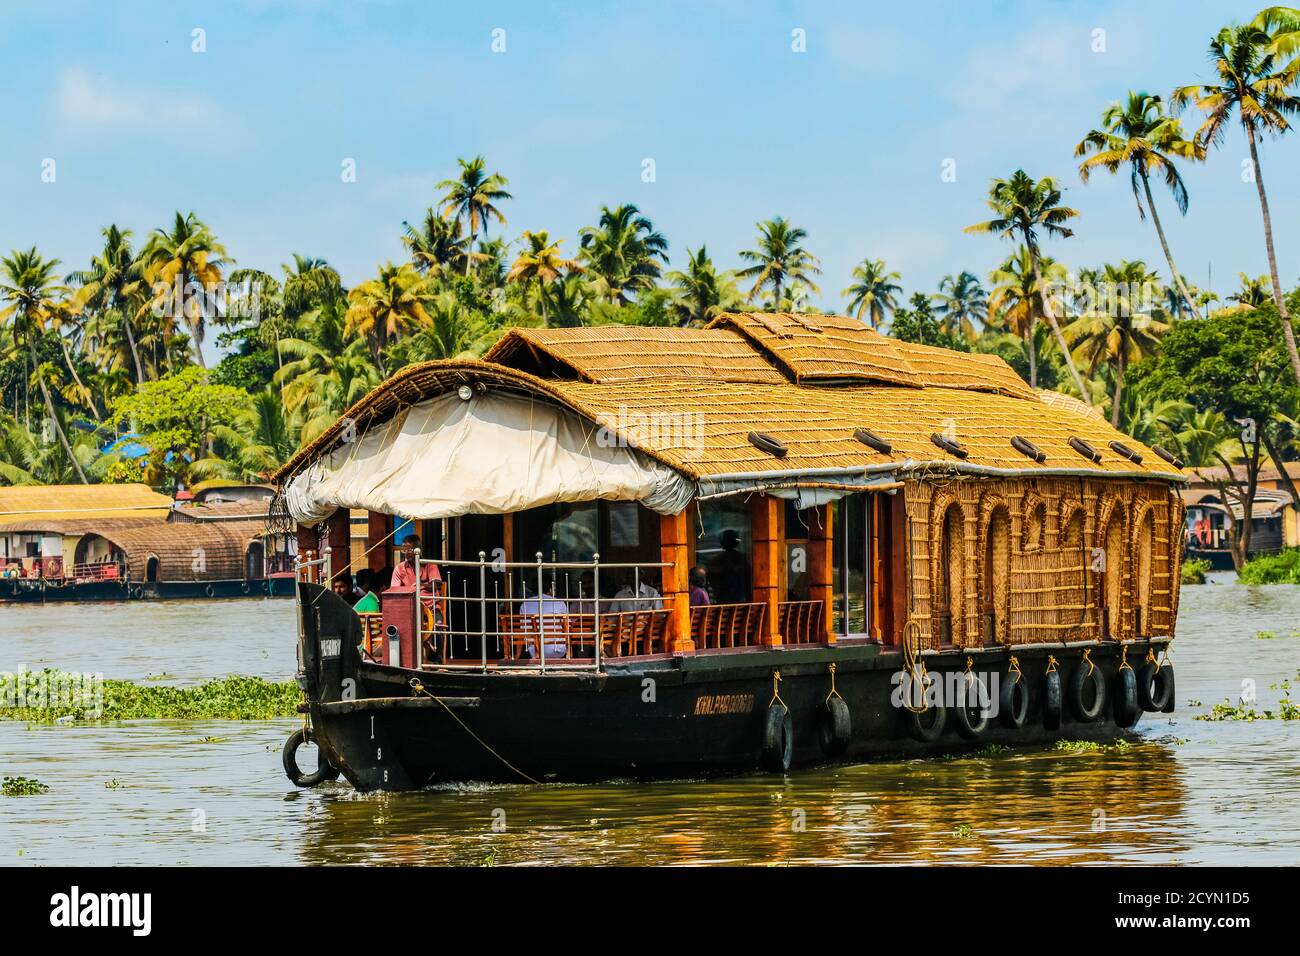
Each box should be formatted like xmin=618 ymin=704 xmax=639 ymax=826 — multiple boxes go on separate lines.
xmin=389 ymin=535 xmax=441 ymax=590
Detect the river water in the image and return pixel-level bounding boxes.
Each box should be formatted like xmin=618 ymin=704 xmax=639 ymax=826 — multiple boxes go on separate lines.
xmin=2 ymin=576 xmax=1298 ymax=866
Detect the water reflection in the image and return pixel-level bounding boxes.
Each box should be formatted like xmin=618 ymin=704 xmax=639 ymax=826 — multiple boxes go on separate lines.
xmin=3 ymin=578 xmax=1299 ymax=866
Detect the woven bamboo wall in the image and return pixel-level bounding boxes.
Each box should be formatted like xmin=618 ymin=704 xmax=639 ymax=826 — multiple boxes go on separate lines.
xmin=903 ymin=475 xmax=1182 ymax=649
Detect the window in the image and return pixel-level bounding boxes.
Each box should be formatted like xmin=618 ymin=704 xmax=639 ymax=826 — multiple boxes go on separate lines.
xmin=696 ymin=498 xmax=752 ymax=604
xmin=831 ymin=494 xmax=869 ymax=636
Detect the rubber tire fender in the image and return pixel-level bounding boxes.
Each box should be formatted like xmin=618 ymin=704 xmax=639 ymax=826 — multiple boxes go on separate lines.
xmin=907 ymin=704 xmax=947 ymax=743
xmin=1069 ymin=660 xmax=1107 ymax=723
xmin=1136 ymin=660 xmax=1176 ymax=713
xmin=952 ymin=673 xmax=990 ymax=740
xmin=283 ymin=728 xmax=340 ymax=788
xmin=1113 ymin=666 xmax=1140 ymax=728
xmin=998 ymin=671 xmax=1029 ymax=729
xmin=819 ymin=697 xmax=851 ymax=756
xmin=204 ymin=584 xmax=216 ymax=598
xmin=1043 ymin=669 xmax=1063 ymax=730
xmin=761 ymin=704 xmax=793 ymax=773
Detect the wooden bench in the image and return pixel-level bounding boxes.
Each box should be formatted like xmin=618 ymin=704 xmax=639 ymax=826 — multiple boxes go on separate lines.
xmin=778 ymin=600 xmax=824 ymax=644
xmin=690 ymin=602 xmax=767 ymax=649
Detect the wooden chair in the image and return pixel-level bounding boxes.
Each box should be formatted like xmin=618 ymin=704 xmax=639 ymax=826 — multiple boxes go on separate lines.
xmin=497 ymin=613 xmax=568 ymax=661
xmin=358 ymin=613 xmax=385 ymax=662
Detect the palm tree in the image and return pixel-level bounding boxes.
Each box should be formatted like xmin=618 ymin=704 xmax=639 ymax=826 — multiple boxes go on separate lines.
xmin=933 ymin=271 xmax=988 ymax=342
xmin=1255 ymin=6 xmax=1300 ymax=71
xmin=665 ymin=246 xmax=742 ymax=327
xmin=841 ymin=258 xmax=902 ymax=328
xmin=1063 ymin=260 xmax=1170 ymax=427
xmin=964 ymin=170 xmax=1092 ymax=403
xmin=402 ymin=209 xmax=473 ymax=277
xmin=738 ymin=217 xmax=821 ymax=309
xmin=507 ymin=230 xmax=581 ymax=327
xmin=987 ymin=247 xmax=1067 ymax=388
xmin=67 ymin=225 xmax=147 ymax=384
xmin=281 ymin=254 xmax=341 ymax=320
xmin=578 ymin=204 xmax=669 ymax=305
xmin=0 ymin=249 xmax=88 ymax=482
xmin=139 ymin=212 xmax=228 ymax=368
xmin=1076 ymin=91 xmax=1207 ymax=320
xmin=437 ymin=156 xmax=512 ymax=275
xmin=1174 ymin=23 xmax=1300 ymax=386
xmin=1228 ymin=272 xmax=1272 ymax=308
xmin=344 ymin=262 xmax=433 ymax=374
xmin=275 ymin=300 xmax=382 ymax=445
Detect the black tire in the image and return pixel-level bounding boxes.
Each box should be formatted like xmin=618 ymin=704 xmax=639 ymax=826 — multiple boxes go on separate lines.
xmin=1043 ymin=670 xmax=1063 ymax=730
xmin=761 ymin=704 xmax=793 ymax=772
xmin=1136 ymin=662 xmax=1161 ymax=711
xmin=1158 ymin=663 xmax=1176 ymax=714
xmin=240 ymin=581 xmax=251 ymax=595
xmin=1114 ymin=666 xmax=1140 ymax=728
xmin=204 ymin=584 xmax=216 ymax=598
xmin=282 ymin=728 xmax=339 ymax=788
xmin=1069 ymin=660 xmax=1107 ymax=723
xmin=952 ymin=674 xmax=990 ymax=739
xmin=819 ymin=697 xmax=851 ymax=756
xmin=907 ymin=704 xmax=947 ymax=742
xmin=998 ymin=670 xmax=1029 ymax=729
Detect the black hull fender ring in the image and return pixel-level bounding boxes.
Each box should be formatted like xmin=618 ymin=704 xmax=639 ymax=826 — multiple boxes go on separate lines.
xmin=1137 ymin=650 xmax=1175 ymax=713
xmin=1043 ymin=656 xmax=1063 ymax=730
xmin=952 ymin=659 xmax=990 ymax=740
xmin=283 ymin=726 xmax=340 ymax=788
xmin=762 ymin=671 xmax=794 ymax=772
xmin=819 ymin=663 xmax=851 ymax=756
xmin=1113 ymin=646 xmax=1140 ymax=728
xmin=999 ymin=655 xmax=1029 ymax=729
xmin=1069 ymin=649 xmax=1107 ymax=722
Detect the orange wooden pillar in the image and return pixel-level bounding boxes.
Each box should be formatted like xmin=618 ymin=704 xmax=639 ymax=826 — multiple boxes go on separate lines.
xmin=366 ymin=511 xmax=389 ymax=573
xmin=660 ymin=510 xmax=694 ymax=653
xmin=751 ymin=495 xmax=783 ymax=646
xmin=808 ymin=503 xmax=836 ymax=644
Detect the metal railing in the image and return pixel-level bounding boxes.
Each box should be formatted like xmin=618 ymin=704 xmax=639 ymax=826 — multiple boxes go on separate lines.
xmin=295 ymin=548 xmax=333 ymax=584
xmin=413 ymin=551 xmax=671 ymax=673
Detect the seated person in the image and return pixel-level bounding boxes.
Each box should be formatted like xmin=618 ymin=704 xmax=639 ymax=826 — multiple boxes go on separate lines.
xmin=353 ymin=571 xmax=380 ymax=613
xmin=331 ymin=575 xmax=358 ymax=606
xmin=608 ymin=570 xmax=662 ymax=614
xmin=689 ymin=566 xmax=711 ymax=607
xmin=518 ymin=582 xmax=569 ymax=659
xmin=389 ymin=535 xmax=441 ymax=591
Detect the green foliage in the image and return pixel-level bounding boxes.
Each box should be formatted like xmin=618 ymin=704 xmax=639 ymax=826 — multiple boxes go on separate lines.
xmin=889 ymin=293 xmax=970 ymax=351
xmin=1181 ymin=557 xmax=1211 ymax=584
xmin=2 ymin=776 xmax=49 ymax=796
xmin=0 ymin=670 xmax=298 ymax=722
xmin=1238 ymin=548 xmax=1300 ymax=584
xmin=107 ymin=367 xmax=251 ymax=487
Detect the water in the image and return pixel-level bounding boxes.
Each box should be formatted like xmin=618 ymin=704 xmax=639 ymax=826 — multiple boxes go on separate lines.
xmin=2 ymin=578 xmax=1298 ymax=866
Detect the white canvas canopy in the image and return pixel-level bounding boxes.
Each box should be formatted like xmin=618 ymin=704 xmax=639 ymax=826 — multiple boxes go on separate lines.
xmin=283 ymin=390 xmax=694 ymax=525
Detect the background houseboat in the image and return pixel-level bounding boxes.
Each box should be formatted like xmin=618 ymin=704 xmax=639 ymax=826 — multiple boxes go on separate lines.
xmin=274 ymin=313 xmax=1187 ymax=791
xmin=0 ymin=482 xmax=296 ymax=602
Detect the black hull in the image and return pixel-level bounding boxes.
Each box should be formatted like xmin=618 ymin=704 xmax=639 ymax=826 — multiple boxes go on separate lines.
xmin=297 ymin=585 xmax=1171 ymax=792
xmin=1 ymin=577 xmax=295 ymax=603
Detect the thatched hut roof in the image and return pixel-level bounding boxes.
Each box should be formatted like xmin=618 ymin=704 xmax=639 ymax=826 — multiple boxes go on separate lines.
xmin=273 ymin=313 xmax=1186 ymax=489
xmin=80 ymin=519 xmax=270 ymax=582
xmin=0 ymin=483 xmax=172 ymax=524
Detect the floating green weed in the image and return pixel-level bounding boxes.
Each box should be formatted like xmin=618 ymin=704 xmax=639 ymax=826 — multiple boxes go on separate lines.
xmin=1053 ymin=738 xmax=1133 ymax=753
xmin=0 ymin=670 xmax=297 ymax=722
xmin=2 ymin=776 xmax=49 ymax=796
xmin=1181 ymin=558 xmax=1211 ymax=584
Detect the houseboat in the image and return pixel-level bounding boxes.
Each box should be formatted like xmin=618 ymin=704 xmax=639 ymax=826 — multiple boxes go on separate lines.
xmin=273 ymin=313 xmax=1186 ymax=791
xmin=0 ymin=482 xmax=297 ymax=602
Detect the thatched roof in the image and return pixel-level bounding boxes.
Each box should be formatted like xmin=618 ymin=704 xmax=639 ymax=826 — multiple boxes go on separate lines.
xmin=0 ymin=483 xmax=173 ymax=524
xmin=81 ymin=519 xmax=272 ymax=582
xmin=273 ymin=314 xmax=1186 ymax=487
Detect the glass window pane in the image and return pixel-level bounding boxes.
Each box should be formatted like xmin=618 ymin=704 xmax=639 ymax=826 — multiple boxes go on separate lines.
xmin=696 ymin=498 xmax=752 ymax=604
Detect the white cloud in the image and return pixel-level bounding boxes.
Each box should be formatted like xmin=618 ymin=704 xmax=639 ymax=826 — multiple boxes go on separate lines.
xmin=56 ymin=68 xmax=211 ymax=128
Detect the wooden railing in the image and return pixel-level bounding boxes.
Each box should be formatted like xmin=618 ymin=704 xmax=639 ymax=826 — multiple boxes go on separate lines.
xmin=497 ymin=610 xmax=670 ymax=660
xmin=778 ymin=600 xmax=824 ymax=644
xmin=690 ymin=602 xmax=767 ymax=649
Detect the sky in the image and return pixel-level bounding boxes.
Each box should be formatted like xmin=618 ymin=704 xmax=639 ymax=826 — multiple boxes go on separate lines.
xmin=1 ymin=0 xmax=1293 ymax=363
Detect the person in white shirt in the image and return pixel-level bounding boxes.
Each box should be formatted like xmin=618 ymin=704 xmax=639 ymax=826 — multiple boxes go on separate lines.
xmin=519 ymin=583 xmax=569 ymax=659
xmin=608 ymin=573 xmax=662 ymax=614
